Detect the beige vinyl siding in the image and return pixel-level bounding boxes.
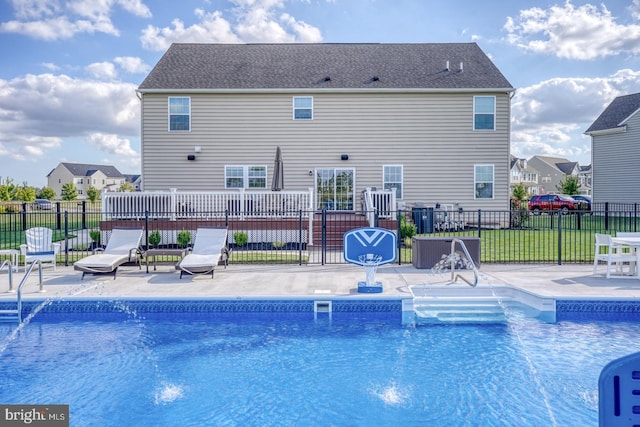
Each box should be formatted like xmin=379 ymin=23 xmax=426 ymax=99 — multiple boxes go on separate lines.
xmin=592 ymin=113 xmax=640 ymax=204
xmin=141 ymin=91 xmax=511 ymax=209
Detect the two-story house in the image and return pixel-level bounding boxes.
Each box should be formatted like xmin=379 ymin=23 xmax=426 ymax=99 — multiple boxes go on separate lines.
xmin=526 ymin=156 xmax=581 ymax=195
xmin=47 ymin=163 xmax=126 ymax=199
xmin=585 ymin=92 xmax=640 ymax=204
xmin=510 ymin=156 xmax=540 ymax=195
xmin=137 ymin=43 xmax=514 ymax=211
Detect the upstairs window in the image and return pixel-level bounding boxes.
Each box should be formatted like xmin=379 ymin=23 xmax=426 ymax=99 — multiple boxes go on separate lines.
xmin=169 ymin=97 xmax=191 ymax=131
xmin=473 ymin=96 xmax=495 ymax=130
xmin=293 ymin=96 xmax=313 ymax=120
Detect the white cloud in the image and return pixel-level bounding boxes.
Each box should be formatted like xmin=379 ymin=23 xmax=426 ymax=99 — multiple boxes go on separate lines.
xmin=1 ymin=0 xmax=151 ymax=40
xmin=87 ymin=132 xmax=137 ymax=157
xmin=86 ymin=62 xmax=118 ymax=79
xmin=511 ymin=68 xmax=640 ymax=162
xmin=504 ymin=1 xmax=640 ymax=60
xmin=140 ymin=10 xmax=240 ymax=51
xmin=114 ymin=56 xmax=150 ymax=74
xmin=140 ymin=1 xmax=322 ymax=50
xmin=0 ymin=73 xmax=139 ymax=162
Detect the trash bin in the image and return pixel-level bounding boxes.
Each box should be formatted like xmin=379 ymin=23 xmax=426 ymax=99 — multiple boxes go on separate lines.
xmin=412 ymin=207 xmax=434 ymax=234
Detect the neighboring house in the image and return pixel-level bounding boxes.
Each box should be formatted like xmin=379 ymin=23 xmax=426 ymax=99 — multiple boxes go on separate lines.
xmin=585 ymin=92 xmax=640 ymax=204
xmin=137 ymin=43 xmax=515 ymax=211
xmin=527 ymin=156 xmax=580 ymax=195
xmin=578 ymin=164 xmax=592 ymax=196
xmin=510 ymin=156 xmax=539 ymax=195
xmin=124 ymin=174 xmax=142 ymax=191
xmin=47 ymin=163 xmax=126 ymax=199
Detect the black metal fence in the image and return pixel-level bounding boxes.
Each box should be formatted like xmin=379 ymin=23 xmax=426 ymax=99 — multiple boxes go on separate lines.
xmin=1 ymin=205 xmax=639 ymax=267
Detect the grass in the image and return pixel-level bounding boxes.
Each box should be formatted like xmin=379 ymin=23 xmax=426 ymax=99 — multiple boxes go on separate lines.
xmin=2 ymin=209 xmax=640 ymax=265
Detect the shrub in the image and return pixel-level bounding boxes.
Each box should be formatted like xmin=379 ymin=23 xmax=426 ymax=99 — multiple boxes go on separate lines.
xmin=89 ymin=230 xmax=101 ymax=245
xmin=399 ymin=215 xmax=417 ymax=239
xmin=148 ymin=230 xmax=162 ymax=247
xmin=177 ymin=230 xmax=191 ymax=248
xmin=233 ymin=231 xmax=248 ymax=247
xmin=272 ymin=240 xmax=286 ymax=249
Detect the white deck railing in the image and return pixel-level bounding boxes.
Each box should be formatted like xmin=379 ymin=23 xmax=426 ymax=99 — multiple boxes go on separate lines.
xmin=363 ymin=188 xmax=397 ymax=225
xmin=102 ymin=188 xmax=315 ymax=221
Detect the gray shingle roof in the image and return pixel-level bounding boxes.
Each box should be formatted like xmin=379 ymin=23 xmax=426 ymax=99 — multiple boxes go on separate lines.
xmin=61 ymin=163 xmax=123 ymax=178
xmin=138 ymin=43 xmax=513 ymax=91
xmin=585 ymin=92 xmax=640 ymax=133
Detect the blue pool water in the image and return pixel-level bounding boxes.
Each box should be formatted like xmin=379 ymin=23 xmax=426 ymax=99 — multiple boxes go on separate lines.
xmin=1 ymin=307 xmax=640 ymax=426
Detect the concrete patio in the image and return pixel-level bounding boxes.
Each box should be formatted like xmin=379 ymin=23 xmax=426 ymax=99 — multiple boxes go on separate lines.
xmin=2 ymin=262 xmax=640 ymax=302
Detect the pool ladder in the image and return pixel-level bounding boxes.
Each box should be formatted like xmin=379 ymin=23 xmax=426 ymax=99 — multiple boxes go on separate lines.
xmin=1 ymin=260 xmax=44 ymax=323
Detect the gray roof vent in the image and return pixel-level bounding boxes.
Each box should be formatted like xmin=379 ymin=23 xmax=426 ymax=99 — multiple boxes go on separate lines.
xmin=459 ymin=62 xmax=464 ymax=73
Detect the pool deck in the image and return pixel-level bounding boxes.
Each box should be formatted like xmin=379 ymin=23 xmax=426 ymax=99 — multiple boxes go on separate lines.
xmin=2 ymin=262 xmax=640 ymax=302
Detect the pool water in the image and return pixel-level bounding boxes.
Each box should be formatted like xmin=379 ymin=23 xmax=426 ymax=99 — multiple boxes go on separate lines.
xmin=1 ymin=310 xmax=639 ymax=426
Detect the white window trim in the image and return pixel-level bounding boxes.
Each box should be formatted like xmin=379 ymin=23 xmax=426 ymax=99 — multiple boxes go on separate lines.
xmin=168 ymin=96 xmax=191 ymax=132
xmin=474 ymin=164 xmax=495 ymax=199
xmin=224 ymin=165 xmax=268 ymax=189
xmin=382 ymin=164 xmax=404 ymax=199
xmin=293 ymin=96 xmax=313 ymax=120
xmin=473 ymin=96 xmax=496 ymax=131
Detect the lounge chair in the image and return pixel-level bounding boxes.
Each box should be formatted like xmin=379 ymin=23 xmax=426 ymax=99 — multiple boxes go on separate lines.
xmin=175 ymin=227 xmax=229 ymax=279
xmin=20 ymin=227 xmax=61 ymax=270
xmin=74 ymin=228 xmax=144 ymax=279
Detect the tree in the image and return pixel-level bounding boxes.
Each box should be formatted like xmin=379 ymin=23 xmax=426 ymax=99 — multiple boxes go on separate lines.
xmin=60 ymin=183 xmax=78 ymax=201
xmin=0 ymin=178 xmax=17 ymax=201
xmin=511 ymin=183 xmax=527 ymax=202
xmin=556 ymin=175 xmax=581 ymax=195
xmin=86 ymin=186 xmax=100 ymax=202
xmin=119 ymin=181 xmax=135 ymax=192
xmin=37 ymin=187 xmax=56 ymax=200
xmin=15 ymin=185 xmax=36 ymax=202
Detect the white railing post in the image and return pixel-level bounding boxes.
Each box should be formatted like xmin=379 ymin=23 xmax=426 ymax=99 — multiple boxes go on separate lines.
xmin=308 ymin=187 xmax=314 ymax=246
xmin=170 ymin=188 xmax=177 ymax=221
xmin=239 ymin=188 xmax=245 ymax=221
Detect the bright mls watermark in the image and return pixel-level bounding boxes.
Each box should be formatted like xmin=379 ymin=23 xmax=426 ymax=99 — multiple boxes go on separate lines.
xmin=1 ymin=405 xmax=68 ymax=426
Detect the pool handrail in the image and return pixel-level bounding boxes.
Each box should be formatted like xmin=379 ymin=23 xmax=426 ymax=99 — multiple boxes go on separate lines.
xmin=14 ymin=260 xmax=45 ymax=323
xmin=1 ymin=259 xmax=13 ymax=291
xmin=449 ymin=238 xmax=480 ymax=287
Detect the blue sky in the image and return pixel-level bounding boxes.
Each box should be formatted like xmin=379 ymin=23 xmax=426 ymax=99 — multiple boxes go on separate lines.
xmin=1 ymin=0 xmax=640 ymax=187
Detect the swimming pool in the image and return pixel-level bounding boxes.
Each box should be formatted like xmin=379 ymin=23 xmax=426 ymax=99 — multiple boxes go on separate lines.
xmin=1 ymin=300 xmax=639 ymax=426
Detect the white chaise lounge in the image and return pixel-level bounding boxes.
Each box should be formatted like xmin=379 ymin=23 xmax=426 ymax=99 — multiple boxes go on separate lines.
xmin=74 ymin=228 xmax=144 ymax=279
xmin=175 ymin=227 xmax=229 ymax=279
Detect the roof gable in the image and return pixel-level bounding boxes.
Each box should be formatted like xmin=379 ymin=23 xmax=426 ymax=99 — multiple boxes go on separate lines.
xmin=585 ymin=92 xmax=640 ymax=134
xmin=60 ymin=163 xmax=124 ymax=178
xmin=138 ymin=43 xmax=514 ymax=92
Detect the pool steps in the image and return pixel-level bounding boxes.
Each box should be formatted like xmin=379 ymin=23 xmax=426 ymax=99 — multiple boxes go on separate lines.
xmin=407 ymin=285 xmax=556 ymax=324
xmin=413 ymin=296 xmax=510 ymax=324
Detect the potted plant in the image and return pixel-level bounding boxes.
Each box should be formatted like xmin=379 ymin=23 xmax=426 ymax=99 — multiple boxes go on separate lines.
xmin=148 ymin=230 xmax=162 ymax=248
xmin=177 ymin=230 xmax=191 ymax=248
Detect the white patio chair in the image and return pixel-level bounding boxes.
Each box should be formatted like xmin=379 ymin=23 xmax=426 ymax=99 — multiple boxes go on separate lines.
xmin=20 ymin=227 xmax=61 ymax=270
xmin=593 ymin=233 xmax=637 ymax=279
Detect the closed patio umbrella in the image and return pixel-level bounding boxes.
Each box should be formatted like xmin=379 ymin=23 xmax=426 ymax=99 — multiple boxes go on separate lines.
xmin=271 ymin=146 xmax=284 ymax=191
